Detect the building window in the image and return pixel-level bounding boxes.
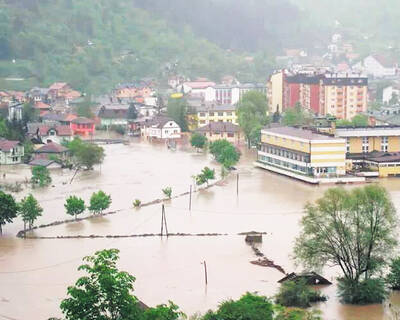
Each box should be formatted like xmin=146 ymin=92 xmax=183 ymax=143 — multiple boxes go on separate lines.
xmin=227 ymin=133 xmax=234 ymax=138
xmin=381 ymin=136 xmax=388 ymax=152
xmin=362 ymin=137 xmax=369 ymax=153
xmin=209 ymin=112 xmax=214 ymax=116
xmin=227 ymin=112 xmax=232 ymax=116
xmin=199 ymin=113 xmax=205 ymax=117
xmin=346 ymin=138 xmax=350 ymax=153
xmin=218 ymin=112 xmax=223 ymax=116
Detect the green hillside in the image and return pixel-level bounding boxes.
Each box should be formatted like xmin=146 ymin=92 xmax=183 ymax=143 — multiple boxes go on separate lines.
xmin=0 ymin=0 xmax=273 ymax=94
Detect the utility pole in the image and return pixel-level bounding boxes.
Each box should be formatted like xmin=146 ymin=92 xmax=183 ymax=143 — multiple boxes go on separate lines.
xmin=160 ymin=204 xmax=169 ymax=237
xmin=189 ymin=185 xmax=192 ymax=211
xmin=236 ymin=173 xmax=239 ymax=196
xmin=203 ymin=261 xmax=208 ymax=285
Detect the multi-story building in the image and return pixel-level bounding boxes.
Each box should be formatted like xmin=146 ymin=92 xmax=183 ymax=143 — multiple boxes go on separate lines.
xmin=268 ymin=70 xmax=368 ymax=120
xmin=214 ymin=85 xmax=239 ymax=105
xmin=196 ymin=122 xmax=241 ymax=144
xmin=320 ymin=74 xmax=368 ymax=120
xmin=255 ymin=126 xmax=365 ymax=184
xmin=196 ymin=104 xmax=238 ymax=127
xmin=332 ymin=126 xmax=400 ymax=177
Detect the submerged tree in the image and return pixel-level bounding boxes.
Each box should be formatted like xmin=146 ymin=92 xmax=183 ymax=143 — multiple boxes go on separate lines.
xmin=89 ymin=191 xmax=111 ymax=215
xmin=196 ymin=167 xmax=215 ymax=186
xmin=190 ymin=132 xmax=207 ymax=151
xmin=295 ymin=185 xmax=398 ymax=304
xmin=64 ymin=196 xmax=86 ymax=220
xmin=209 ymin=139 xmax=240 ymax=169
xmin=31 ymin=165 xmax=52 ymax=187
xmin=19 ymin=194 xmax=43 ymax=230
xmin=0 ymin=191 xmax=18 ymax=235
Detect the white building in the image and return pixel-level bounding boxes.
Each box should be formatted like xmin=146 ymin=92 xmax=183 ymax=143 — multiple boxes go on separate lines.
xmin=142 ymin=116 xmax=181 ymax=139
xmin=353 ymin=55 xmax=397 ymax=78
xmin=383 ymin=85 xmax=400 ymax=104
xmin=177 ymin=81 xmax=216 ymax=101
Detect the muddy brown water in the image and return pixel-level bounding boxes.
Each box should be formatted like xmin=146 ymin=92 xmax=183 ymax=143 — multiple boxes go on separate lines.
xmin=1 ymin=138 xmax=400 ymax=320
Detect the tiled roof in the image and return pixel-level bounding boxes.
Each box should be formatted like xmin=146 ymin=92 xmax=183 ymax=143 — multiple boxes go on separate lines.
xmin=196 ymin=122 xmax=240 ymax=133
xmin=35 ymin=101 xmax=51 ymax=109
xmin=71 ymin=117 xmax=94 ymax=124
xmin=49 ymin=82 xmax=68 ymax=90
xmin=0 ymin=139 xmax=20 ymax=151
xmin=183 ymin=81 xmax=216 ymax=89
xmin=35 ymin=142 xmax=68 ymax=154
xmin=263 ymin=126 xmax=337 ymax=141
xmin=28 ymin=123 xmax=72 ymax=136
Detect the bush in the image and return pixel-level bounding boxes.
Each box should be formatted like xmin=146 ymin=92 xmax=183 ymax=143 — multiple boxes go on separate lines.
xmin=133 ymin=199 xmax=141 ymax=208
xmin=275 ymin=279 xmax=326 ymax=308
xmin=387 ymin=257 xmax=400 ymax=290
xmin=190 ymin=133 xmax=207 ymax=150
xmin=337 ymin=278 xmax=387 ymax=304
xmin=88 ymin=190 xmax=111 ymax=215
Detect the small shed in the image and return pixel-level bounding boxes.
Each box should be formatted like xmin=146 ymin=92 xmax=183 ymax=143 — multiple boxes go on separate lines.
xmin=278 ymin=272 xmax=332 ymax=285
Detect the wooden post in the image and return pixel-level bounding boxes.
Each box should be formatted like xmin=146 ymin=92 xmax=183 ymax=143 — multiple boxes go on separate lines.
xmin=189 ymin=185 xmax=192 ymax=211
xmin=204 ymin=261 xmax=208 ymax=285
xmin=236 ymin=173 xmax=239 ymax=196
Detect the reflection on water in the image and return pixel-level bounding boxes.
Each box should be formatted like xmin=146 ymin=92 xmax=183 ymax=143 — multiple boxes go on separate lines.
xmin=0 ymin=139 xmax=400 ymax=319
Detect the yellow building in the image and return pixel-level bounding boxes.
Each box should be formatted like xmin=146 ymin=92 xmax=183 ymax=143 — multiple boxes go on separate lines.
xmin=320 ymin=75 xmax=368 ymax=120
xmin=197 ymin=104 xmax=238 ymax=127
xmin=267 ymin=71 xmax=283 ymax=113
xmin=334 ymin=126 xmax=400 ymax=177
xmin=254 ymin=126 xmax=361 ymax=184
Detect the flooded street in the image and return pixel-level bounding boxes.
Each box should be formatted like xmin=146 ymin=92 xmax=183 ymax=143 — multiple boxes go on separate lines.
xmin=1 ymin=139 xmax=400 ymax=320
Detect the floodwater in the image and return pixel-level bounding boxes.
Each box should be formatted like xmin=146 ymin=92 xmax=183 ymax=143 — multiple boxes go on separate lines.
xmin=1 ymin=138 xmax=400 ymax=320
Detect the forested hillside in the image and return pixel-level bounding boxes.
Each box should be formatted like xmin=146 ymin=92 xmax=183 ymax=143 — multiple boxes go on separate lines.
xmin=0 ymin=0 xmax=273 ymax=94
xmin=133 ymin=0 xmax=325 ymax=53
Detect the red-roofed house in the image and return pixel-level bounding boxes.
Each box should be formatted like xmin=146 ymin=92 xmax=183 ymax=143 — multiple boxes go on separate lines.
xmin=34 ymin=142 xmax=69 ymax=160
xmin=0 ymin=139 xmax=24 ymax=164
xmin=34 ymin=101 xmax=51 ymax=116
xmin=28 ymin=123 xmax=73 ymax=144
xmin=70 ymin=117 xmax=95 ymax=137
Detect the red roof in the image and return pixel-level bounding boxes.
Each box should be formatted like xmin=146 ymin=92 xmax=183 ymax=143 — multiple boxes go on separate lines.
xmin=35 ymin=142 xmax=68 ymax=154
xmin=184 ymin=81 xmax=216 ymax=89
xmin=71 ymin=117 xmax=95 ymax=124
xmin=0 ymin=140 xmax=20 ymax=151
xmin=61 ymin=90 xmax=81 ymax=99
xmin=41 ymin=125 xmax=72 ymax=136
xmin=35 ymin=101 xmax=51 ymax=109
xmin=49 ymin=82 xmax=68 ymax=90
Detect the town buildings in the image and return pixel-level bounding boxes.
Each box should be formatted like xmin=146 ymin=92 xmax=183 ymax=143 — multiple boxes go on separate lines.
xmin=97 ymin=104 xmax=129 ymax=127
xmin=0 ymin=139 xmax=24 ymax=165
xmin=34 ymin=142 xmax=69 ymax=160
xmin=196 ymin=122 xmax=241 ymax=144
xmin=267 ymin=70 xmax=368 ymax=120
xmin=255 ymin=126 xmax=361 ymax=184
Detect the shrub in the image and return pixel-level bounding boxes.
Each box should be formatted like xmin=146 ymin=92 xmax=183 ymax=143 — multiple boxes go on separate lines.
xmin=133 ymin=199 xmax=141 ymax=208
xmin=275 ymin=279 xmax=326 ymax=308
xmin=387 ymin=257 xmax=400 ymax=290
xmin=337 ymin=278 xmax=387 ymax=304
xmin=190 ymin=133 xmax=207 ymax=150
xmin=162 ymin=187 xmax=172 ymax=199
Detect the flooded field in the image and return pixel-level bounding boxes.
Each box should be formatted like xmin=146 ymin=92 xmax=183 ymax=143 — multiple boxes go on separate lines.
xmin=1 ymin=139 xmax=400 ymax=320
